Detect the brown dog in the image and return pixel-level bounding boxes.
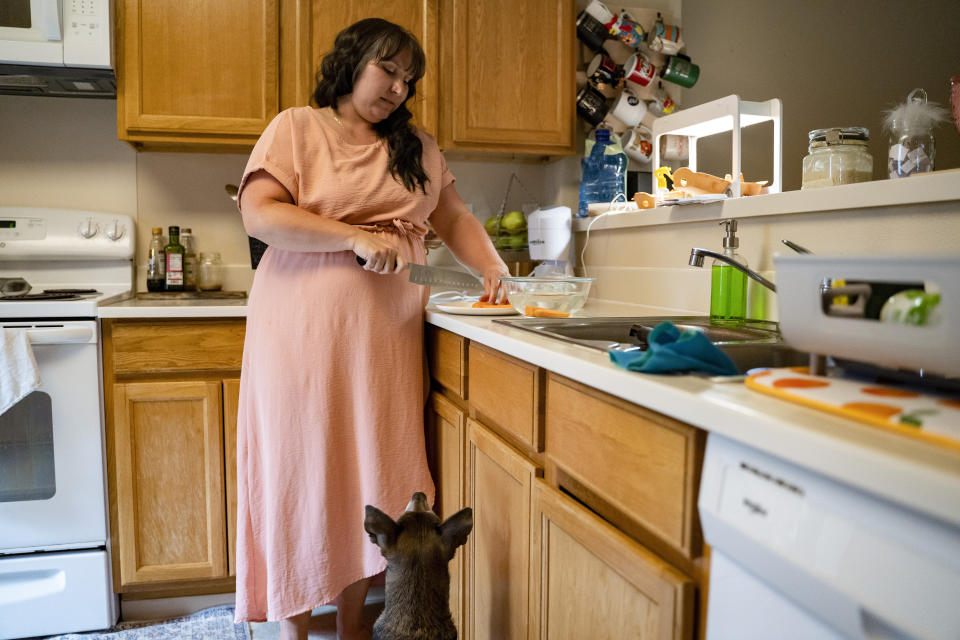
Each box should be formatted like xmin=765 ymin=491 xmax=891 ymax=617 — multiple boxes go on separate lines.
xmin=364 ymin=492 xmax=472 ymax=640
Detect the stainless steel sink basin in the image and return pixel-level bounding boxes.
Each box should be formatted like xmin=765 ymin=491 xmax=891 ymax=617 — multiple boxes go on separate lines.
xmin=495 ymin=315 xmax=809 ymax=374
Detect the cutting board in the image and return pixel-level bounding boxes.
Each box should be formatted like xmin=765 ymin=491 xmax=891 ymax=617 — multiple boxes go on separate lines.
xmin=745 ymin=366 xmax=960 ymax=452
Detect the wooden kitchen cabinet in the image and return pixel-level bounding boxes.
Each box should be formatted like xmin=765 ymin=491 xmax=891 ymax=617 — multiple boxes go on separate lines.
xmin=425 ymin=392 xmax=466 ymax=635
xmin=116 ymin=0 xmax=311 ymax=151
xmin=466 ymin=418 xmax=540 ymax=640
xmin=427 ymin=325 xmax=467 ymax=400
xmin=529 ymin=481 xmax=695 ymax=640
xmin=103 ymin=318 xmax=244 ymax=596
xmin=439 ymin=0 xmax=576 ymax=155
xmin=112 ymin=380 xmax=228 ymax=586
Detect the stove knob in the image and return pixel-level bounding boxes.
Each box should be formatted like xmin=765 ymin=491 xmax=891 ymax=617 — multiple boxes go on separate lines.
xmin=77 ymin=217 xmax=100 ymax=239
xmin=105 ymin=219 xmax=125 ymax=241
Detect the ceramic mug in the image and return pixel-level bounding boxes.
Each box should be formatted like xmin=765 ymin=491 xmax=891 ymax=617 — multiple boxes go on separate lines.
xmin=661 ymin=54 xmax=700 ymax=88
xmin=648 ymin=84 xmax=676 ymax=116
xmin=583 ymin=0 xmax=617 ymax=29
xmin=586 ymin=53 xmax=621 ymax=88
xmin=648 ymin=18 xmax=684 ymax=55
xmin=611 ymin=11 xmax=645 ymax=49
xmin=610 ymin=87 xmax=648 ymax=127
xmin=660 ymin=134 xmax=689 ymax=161
xmin=576 ymin=85 xmax=609 ymax=126
xmin=576 ymin=10 xmax=609 ymax=52
xmin=623 ymin=125 xmax=654 ymax=163
xmin=623 ymin=53 xmax=657 ymax=87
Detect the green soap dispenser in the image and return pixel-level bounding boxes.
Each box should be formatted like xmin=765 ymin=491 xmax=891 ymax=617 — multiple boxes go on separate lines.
xmin=710 ymin=219 xmax=747 ymax=324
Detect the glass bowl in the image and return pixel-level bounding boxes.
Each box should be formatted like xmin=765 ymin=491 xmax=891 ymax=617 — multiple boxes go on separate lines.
xmin=500 ymin=276 xmax=595 ymax=316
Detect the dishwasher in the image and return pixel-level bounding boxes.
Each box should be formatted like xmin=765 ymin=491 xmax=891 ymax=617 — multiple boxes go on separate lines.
xmin=698 ymin=434 xmax=960 ymax=640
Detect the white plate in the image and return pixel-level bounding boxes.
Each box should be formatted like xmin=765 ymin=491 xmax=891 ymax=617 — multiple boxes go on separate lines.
xmin=434 ymin=301 xmax=518 ymax=316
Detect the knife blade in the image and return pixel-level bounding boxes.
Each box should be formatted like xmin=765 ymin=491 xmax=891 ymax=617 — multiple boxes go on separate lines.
xmin=356 ymin=256 xmax=482 ymax=290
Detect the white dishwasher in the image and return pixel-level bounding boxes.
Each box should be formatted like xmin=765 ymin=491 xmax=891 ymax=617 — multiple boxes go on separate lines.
xmin=698 ymin=434 xmax=960 ymax=640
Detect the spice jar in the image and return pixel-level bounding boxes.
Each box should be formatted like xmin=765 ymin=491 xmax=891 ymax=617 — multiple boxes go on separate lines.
xmin=801 ymin=127 xmax=874 ymax=190
xmin=197 ymin=252 xmax=223 ymax=291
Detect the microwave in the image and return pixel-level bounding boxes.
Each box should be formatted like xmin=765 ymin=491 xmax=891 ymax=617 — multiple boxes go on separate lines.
xmin=0 ymin=0 xmax=115 ymax=98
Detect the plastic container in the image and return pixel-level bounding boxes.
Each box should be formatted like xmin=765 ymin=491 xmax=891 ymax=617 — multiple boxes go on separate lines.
xmin=577 ymin=129 xmax=628 ymax=218
xmin=801 ymin=127 xmax=873 ymax=189
xmin=500 ymin=276 xmax=594 ymax=316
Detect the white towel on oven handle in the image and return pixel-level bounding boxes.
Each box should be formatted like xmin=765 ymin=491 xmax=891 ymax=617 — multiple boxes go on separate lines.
xmin=0 ymin=328 xmax=42 ymax=415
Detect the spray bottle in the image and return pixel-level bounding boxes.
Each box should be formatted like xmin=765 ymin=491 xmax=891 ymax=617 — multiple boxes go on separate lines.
xmin=710 ymin=219 xmax=747 ymax=324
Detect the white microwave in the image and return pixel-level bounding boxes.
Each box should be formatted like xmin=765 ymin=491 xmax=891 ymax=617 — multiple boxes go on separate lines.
xmin=0 ymin=0 xmax=114 ymax=97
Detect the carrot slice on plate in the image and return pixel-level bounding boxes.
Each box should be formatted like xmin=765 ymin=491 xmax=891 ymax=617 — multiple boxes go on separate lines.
xmin=472 ymin=301 xmax=514 ymax=309
xmin=524 ymin=306 xmax=570 ymax=318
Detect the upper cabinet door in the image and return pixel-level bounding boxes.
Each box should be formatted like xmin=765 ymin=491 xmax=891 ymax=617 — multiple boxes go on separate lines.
xmin=312 ymin=0 xmax=439 ymax=137
xmin=118 ymin=0 xmax=281 ymax=150
xmin=440 ymin=0 xmax=575 ymax=155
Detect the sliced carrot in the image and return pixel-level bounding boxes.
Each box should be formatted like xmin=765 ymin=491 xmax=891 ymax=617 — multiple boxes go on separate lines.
xmin=524 ymin=306 xmax=570 ymax=318
xmin=773 ymin=377 xmax=830 ymax=389
xmin=842 ymin=402 xmax=902 ymax=419
xmin=860 ymin=387 xmax=919 ymax=398
xmin=472 ymin=301 xmax=514 ymax=309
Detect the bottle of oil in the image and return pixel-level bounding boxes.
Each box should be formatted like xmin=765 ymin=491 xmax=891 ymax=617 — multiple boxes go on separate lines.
xmin=181 ymin=228 xmax=198 ymax=291
xmin=710 ymin=219 xmax=747 ymax=324
xmin=146 ymin=227 xmax=166 ymax=292
xmin=164 ymin=225 xmax=185 ymax=292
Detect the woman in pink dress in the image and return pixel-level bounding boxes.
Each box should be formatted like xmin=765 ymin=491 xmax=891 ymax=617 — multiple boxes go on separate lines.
xmin=234 ymin=18 xmax=508 ymax=640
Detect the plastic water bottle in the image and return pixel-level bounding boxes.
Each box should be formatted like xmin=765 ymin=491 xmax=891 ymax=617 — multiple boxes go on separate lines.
xmin=577 ymin=129 xmax=628 ymax=217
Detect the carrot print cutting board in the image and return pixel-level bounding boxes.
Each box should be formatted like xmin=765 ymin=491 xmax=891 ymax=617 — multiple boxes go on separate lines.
xmin=745 ymin=367 xmax=960 ymax=452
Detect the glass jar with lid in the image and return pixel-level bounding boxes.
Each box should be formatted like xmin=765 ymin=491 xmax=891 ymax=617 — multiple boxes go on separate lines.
xmin=197 ymin=252 xmax=223 ymax=291
xmin=801 ymin=127 xmax=874 ymax=190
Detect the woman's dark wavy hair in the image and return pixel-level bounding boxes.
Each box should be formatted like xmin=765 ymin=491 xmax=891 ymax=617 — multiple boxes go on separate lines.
xmin=313 ymin=18 xmax=428 ymax=194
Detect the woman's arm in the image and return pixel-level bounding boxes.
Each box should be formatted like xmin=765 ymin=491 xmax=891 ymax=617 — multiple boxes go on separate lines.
xmin=240 ymin=170 xmax=405 ymax=274
xmin=429 ymin=183 xmax=510 ymax=302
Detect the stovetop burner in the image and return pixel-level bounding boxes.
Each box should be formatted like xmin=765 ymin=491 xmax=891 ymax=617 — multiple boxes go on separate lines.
xmin=0 ymin=289 xmax=101 ymax=302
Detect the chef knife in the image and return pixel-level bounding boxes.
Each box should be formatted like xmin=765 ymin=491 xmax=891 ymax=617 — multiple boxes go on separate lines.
xmin=356 ymin=256 xmax=483 ymax=290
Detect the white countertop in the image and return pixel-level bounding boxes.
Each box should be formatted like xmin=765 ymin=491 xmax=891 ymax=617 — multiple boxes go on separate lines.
xmin=99 ymin=297 xmax=248 ymax=318
xmin=426 ymin=303 xmax=960 ymax=529
xmin=99 ymin=295 xmax=960 ymax=526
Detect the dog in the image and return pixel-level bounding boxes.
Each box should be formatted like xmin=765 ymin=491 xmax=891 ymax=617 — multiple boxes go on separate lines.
xmin=364 ymin=492 xmax=473 ymax=640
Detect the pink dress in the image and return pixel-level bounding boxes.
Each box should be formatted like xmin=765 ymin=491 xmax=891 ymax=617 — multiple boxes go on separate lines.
xmin=234 ymin=107 xmax=450 ymax=622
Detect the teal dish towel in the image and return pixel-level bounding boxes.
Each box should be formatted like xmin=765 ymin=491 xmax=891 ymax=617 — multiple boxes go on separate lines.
xmin=609 ymin=322 xmax=739 ymax=376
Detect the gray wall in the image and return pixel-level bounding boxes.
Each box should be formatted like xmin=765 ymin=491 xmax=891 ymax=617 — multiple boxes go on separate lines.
xmin=681 ymin=0 xmax=960 ymax=190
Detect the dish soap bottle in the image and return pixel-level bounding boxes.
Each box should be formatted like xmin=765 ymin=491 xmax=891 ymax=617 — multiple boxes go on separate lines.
xmin=710 ymin=219 xmax=747 ymax=324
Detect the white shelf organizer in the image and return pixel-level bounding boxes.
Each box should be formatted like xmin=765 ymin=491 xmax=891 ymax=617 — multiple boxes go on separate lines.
xmin=651 ymin=95 xmax=782 ymax=198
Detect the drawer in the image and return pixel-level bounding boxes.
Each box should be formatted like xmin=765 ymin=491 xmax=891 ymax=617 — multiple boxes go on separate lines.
xmin=427 ymin=326 xmax=466 ymax=398
xmin=468 ymin=342 xmax=544 ymax=452
xmin=107 ymin=319 xmax=245 ymax=375
xmin=545 ymin=374 xmax=704 ymax=563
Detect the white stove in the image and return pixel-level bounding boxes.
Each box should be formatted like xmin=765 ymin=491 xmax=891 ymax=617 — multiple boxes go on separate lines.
xmin=0 ymin=207 xmax=133 ymax=639
xmin=0 ymin=207 xmax=134 ymax=319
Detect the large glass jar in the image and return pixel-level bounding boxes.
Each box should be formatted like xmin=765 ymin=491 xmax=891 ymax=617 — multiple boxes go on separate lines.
xmin=197 ymin=252 xmax=223 ymax=291
xmin=801 ymin=127 xmax=874 ymax=190
xmin=887 ymin=89 xmax=936 ymax=178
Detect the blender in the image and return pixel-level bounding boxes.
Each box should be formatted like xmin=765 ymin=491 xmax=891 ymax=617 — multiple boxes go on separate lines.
xmin=527 ymin=205 xmax=573 ymax=277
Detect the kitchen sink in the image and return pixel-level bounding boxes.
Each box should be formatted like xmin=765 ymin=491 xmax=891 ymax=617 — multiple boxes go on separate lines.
xmin=495 ymin=316 xmax=809 ymax=374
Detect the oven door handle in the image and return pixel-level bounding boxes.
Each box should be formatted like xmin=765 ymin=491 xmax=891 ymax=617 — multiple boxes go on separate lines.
xmin=26 ymin=327 xmax=95 ymax=344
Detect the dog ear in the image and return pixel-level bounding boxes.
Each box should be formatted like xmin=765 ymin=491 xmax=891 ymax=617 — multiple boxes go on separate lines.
xmin=439 ymin=507 xmax=473 ymax=559
xmin=364 ymin=505 xmax=398 ymax=552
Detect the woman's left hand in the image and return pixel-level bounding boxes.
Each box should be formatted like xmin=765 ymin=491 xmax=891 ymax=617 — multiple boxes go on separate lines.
xmin=478 ymin=263 xmax=510 ymax=303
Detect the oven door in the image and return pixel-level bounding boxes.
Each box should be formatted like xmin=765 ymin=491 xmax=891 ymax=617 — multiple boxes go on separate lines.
xmin=0 ymin=320 xmax=107 ymax=553
xmin=0 ymin=0 xmax=64 ymax=66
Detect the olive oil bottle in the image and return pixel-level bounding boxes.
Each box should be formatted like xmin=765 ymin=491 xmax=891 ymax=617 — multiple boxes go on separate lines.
xmin=164 ymin=225 xmax=185 ymax=292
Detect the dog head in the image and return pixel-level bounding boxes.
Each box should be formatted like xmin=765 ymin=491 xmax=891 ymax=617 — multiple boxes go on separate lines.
xmin=364 ymin=492 xmax=473 ymax=567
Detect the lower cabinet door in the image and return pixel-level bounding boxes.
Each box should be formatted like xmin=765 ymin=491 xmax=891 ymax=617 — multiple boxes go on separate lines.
xmin=467 ymin=419 xmax=539 ymax=640
xmin=223 ymin=378 xmax=241 ymax=577
xmin=112 ymin=380 xmax=227 ymax=588
xmin=529 ymin=481 xmax=696 ymax=640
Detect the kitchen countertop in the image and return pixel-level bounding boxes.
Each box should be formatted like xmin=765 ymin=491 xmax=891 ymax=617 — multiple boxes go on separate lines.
xmin=98 ymin=296 xmax=960 ymax=527
xmin=99 ymin=296 xmax=248 ymax=318
xmin=426 ymin=303 xmax=960 ymax=529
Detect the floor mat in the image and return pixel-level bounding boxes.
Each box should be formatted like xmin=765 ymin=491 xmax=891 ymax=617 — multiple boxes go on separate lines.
xmin=41 ymin=605 xmax=249 ymax=640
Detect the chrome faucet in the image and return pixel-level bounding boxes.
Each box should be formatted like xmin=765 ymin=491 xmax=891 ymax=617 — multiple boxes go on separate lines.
xmin=688 ymin=248 xmax=778 ymax=293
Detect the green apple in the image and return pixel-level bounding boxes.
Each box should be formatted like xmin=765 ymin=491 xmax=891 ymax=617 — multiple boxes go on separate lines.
xmin=501 ymin=210 xmax=526 ymax=231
